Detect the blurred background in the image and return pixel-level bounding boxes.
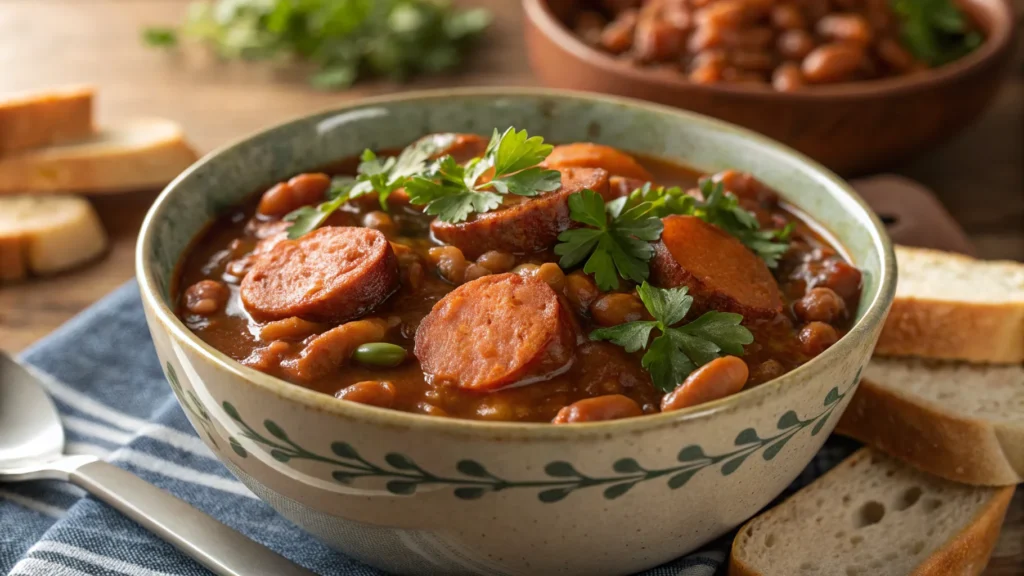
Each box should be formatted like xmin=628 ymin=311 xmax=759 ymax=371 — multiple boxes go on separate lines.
xmin=0 ymin=0 xmax=1020 ymax=351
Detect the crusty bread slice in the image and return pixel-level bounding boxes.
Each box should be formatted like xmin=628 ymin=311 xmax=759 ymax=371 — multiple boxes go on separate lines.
xmin=0 ymin=195 xmax=108 ymax=281
xmin=875 ymin=246 xmax=1024 ymax=364
xmin=836 ymin=358 xmax=1024 ymax=486
xmin=730 ymin=448 xmax=1015 ymax=576
xmin=0 ymin=85 xmax=94 ymax=154
xmin=0 ymin=118 xmax=198 ymax=194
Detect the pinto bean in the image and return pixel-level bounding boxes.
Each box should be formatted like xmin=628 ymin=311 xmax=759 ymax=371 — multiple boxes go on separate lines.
xmin=184 ymin=280 xmax=229 ymax=316
xmin=258 ymin=316 xmax=325 ymax=342
xmin=777 ymin=29 xmax=815 ymax=60
xmin=552 ymin=394 xmax=644 ymax=424
xmin=590 ymin=293 xmax=647 ymax=326
xmin=257 ymin=173 xmax=331 ymax=217
xmin=601 ymin=9 xmax=638 ymax=53
xmin=772 ymin=62 xmax=805 ymax=91
xmin=816 ymin=14 xmax=872 ymax=44
xmin=794 ymin=287 xmax=847 ymax=323
xmin=362 ymin=211 xmax=396 ymax=237
xmin=335 ymin=381 xmax=397 ymax=408
xmin=564 ymin=271 xmax=601 ymax=316
xmin=799 ymin=321 xmax=840 ymax=356
xmin=771 ymin=4 xmax=806 ymax=29
xmin=801 ymin=43 xmax=866 ymax=83
xmin=476 ymin=250 xmax=516 ymax=273
xmin=660 ymin=356 xmax=749 ymax=412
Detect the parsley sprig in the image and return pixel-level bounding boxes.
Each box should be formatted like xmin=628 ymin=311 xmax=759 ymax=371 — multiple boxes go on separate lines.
xmin=688 ymin=179 xmax=792 ymax=268
xmin=553 ymin=189 xmax=664 ymax=291
xmin=283 ymin=127 xmax=563 ymax=237
xmin=143 ymin=0 xmax=491 ymax=89
xmin=405 ymin=127 xmax=562 ymax=223
xmin=591 ymin=282 xmax=753 ymax=392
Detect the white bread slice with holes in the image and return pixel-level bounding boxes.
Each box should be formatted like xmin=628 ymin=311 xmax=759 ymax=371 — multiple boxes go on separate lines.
xmin=0 ymin=85 xmax=94 ymax=154
xmin=836 ymin=358 xmax=1024 ymax=486
xmin=730 ymin=448 xmax=1015 ymax=576
xmin=875 ymin=246 xmax=1024 ymax=364
xmin=0 ymin=118 xmax=198 ymax=194
xmin=0 ymin=195 xmax=108 ymax=281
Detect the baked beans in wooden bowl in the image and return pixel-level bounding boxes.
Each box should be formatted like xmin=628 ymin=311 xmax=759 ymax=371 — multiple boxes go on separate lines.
xmin=524 ymin=0 xmax=1015 ymax=175
xmin=138 ymin=89 xmax=894 ymax=575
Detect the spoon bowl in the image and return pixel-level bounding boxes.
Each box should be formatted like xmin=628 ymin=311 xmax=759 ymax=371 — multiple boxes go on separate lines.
xmin=0 ymin=351 xmax=314 ymax=576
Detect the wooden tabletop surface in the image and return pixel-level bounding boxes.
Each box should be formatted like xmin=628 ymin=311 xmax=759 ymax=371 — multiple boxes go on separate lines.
xmin=0 ymin=1 xmax=1021 ymax=573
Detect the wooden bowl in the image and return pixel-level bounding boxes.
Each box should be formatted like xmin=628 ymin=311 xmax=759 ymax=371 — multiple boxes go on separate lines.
xmin=523 ymin=0 xmax=1016 ymax=176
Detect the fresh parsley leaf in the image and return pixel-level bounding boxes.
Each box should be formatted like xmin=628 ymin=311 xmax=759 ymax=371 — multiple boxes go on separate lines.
xmin=892 ymin=0 xmax=982 ymax=66
xmin=404 ymin=127 xmax=561 ymax=222
xmin=590 ymin=283 xmax=754 ymax=392
xmin=283 ymin=186 xmax=351 ymax=239
xmin=554 ymin=190 xmax=664 ymax=291
xmin=144 ymin=0 xmax=491 ymax=89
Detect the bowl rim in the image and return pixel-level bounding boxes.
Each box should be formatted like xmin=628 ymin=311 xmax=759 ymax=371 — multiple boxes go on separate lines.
xmin=137 ymin=86 xmax=896 ymax=440
xmin=522 ymin=0 xmax=1015 ymax=100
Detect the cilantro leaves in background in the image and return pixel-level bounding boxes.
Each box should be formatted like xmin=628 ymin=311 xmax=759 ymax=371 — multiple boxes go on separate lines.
xmin=892 ymin=0 xmax=982 ymax=67
xmin=405 ymin=128 xmax=562 ymax=223
xmin=591 ymin=283 xmax=753 ymax=392
xmin=554 ymin=189 xmax=663 ymax=291
xmin=142 ymin=0 xmax=491 ymax=89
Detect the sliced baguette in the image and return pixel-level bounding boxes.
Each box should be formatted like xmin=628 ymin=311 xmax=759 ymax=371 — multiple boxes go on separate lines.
xmin=730 ymin=448 xmax=1015 ymax=576
xmin=0 ymin=195 xmax=108 ymax=281
xmin=875 ymin=246 xmax=1024 ymax=364
xmin=0 ymin=118 xmax=198 ymax=194
xmin=0 ymin=85 xmax=94 ymax=154
xmin=836 ymin=358 xmax=1024 ymax=486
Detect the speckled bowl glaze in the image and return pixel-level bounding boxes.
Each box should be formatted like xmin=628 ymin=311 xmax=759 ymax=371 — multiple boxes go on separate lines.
xmin=137 ymin=88 xmax=895 ymax=576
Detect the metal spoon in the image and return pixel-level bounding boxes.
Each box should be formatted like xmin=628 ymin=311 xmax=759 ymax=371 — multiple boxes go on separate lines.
xmin=0 ymin=351 xmax=316 ymax=576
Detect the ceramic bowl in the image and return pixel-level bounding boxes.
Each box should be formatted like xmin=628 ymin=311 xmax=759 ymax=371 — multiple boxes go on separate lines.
xmin=523 ymin=0 xmax=1016 ymax=176
xmin=137 ymin=88 xmax=895 ymax=576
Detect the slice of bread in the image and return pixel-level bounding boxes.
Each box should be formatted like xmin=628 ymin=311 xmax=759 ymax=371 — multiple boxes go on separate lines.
xmin=0 ymin=195 xmax=108 ymax=281
xmin=730 ymin=448 xmax=1015 ymax=576
xmin=0 ymin=85 xmax=94 ymax=154
xmin=836 ymin=358 xmax=1024 ymax=486
xmin=0 ymin=118 xmax=198 ymax=194
xmin=875 ymin=246 xmax=1024 ymax=364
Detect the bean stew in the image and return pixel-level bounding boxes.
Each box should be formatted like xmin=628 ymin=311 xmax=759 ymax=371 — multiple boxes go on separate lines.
xmin=568 ymin=0 xmax=984 ymax=91
xmin=175 ymin=129 xmax=862 ymax=423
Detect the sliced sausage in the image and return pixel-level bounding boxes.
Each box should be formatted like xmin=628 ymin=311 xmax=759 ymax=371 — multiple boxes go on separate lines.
xmin=414 ymin=273 xmax=577 ymax=391
xmin=241 ymin=227 xmax=399 ymax=323
xmin=542 ymin=143 xmax=653 ymax=181
xmin=651 ymin=215 xmax=783 ymax=319
xmin=431 ymin=168 xmax=611 ymax=259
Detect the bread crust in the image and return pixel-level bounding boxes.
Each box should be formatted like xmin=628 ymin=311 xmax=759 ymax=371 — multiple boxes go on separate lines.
xmin=0 ymin=85 xmax=94 ymax=154
xmin=728 ymin=449 xmax=1014 ymax=576
xmin=836 ymin=378 xmax=1024 ymax=486
xmin=875 ymin=298 xmax=1024 ymax=364
xmin=911 ymin=486 xmax=1014 ymax=576
xmin=0 ymin=119 xmax=197 ymax=194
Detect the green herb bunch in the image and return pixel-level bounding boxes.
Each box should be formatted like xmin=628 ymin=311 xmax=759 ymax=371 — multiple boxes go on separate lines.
xmin=143 ymin=0 xmax=491 ymax=89
xmin=591 ymin=282 xmax=753 ymax=392
xmin=892 ymin=0 xmax=982 ymax=67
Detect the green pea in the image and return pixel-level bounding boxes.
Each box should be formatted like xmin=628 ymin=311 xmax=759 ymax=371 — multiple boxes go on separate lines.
xmin=352 ymin=342 xmax=407 ymax=367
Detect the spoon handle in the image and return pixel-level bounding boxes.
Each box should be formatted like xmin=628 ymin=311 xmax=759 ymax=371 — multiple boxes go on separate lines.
xmin=70 ymin=460 xmax=316 ymax=576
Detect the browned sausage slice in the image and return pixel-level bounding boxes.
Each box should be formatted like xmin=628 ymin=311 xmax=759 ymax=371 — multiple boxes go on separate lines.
xmin=651 ymin=215 xmax=782 ymax=319
xmin=430 ymin=168 xmax=611 ymax=259
xmin=241 ymin=227 xmax=399 ymax=323
xmin=414 ymin=273 xmax=577 ymax=391
xmin=543 ymin=143 xmax=653 ymax=181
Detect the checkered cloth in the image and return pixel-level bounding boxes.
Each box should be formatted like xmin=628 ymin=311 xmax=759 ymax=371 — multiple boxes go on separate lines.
xmin=2 ymin=281 xmax=859 ymax=575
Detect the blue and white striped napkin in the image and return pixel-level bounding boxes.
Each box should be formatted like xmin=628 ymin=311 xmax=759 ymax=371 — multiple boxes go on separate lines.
xmin=1 ymin=281 xmax=858 ymax=576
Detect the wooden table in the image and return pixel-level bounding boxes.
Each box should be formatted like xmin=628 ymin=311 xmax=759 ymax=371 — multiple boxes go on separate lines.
xmin=0 ymin=1 xmax=1020 ymax=573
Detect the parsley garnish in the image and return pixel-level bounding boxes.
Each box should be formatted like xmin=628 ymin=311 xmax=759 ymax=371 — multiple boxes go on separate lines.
xmin=404 ymin=127 xmax=562 ymax=223
xmin=554 ymin=189 xmax=664 ymax=291
xmin=591 ymin=282 xmax=753 ymax=392
xmin=282 ymin=179 xmax=353 ymax=239
xmin=893 ymin=0 xmax=982 ymax=67
xmin=143 ymin=0 xmax=491 ymax=89
xmin=350 ymin=133 xmax=458 ymax=209
xmin=618 ymin=180 xmax=791 ymax=268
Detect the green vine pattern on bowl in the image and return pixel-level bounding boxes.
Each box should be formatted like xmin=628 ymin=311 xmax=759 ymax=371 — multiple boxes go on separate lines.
xmin=216 ymin=368 xmax=859 ymax=503
xmin=166 ymin=363 xmax=219 ymax=449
